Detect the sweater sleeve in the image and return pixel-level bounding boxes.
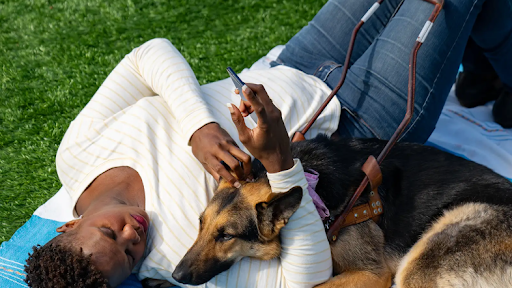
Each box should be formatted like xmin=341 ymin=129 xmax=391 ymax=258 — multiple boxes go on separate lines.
xmin=76 ymin=38 xmax=217 ymax=143
xmin=267 ymin=159 xmax=332 ymax=287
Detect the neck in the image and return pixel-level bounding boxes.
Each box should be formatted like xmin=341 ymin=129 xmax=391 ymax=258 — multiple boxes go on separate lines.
xmin=75 ymin=166 xmax=145 ymax=216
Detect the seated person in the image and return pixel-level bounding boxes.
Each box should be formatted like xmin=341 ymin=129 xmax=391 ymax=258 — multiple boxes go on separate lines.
xmin=23 ymin=0 xmax=512 ymax=287
xmin=456 ymin=38 xmax=512 ymax=127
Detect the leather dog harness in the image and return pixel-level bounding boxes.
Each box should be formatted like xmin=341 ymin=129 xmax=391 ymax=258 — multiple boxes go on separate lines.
xmin=291 ymin=0 xmax=444 ymax=243
xmin=322 ymin=156 xmax=383 ymax=235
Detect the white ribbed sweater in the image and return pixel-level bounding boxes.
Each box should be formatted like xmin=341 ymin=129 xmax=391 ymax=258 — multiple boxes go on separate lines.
xmin=56 ymin=38 xmax=341 ymax=287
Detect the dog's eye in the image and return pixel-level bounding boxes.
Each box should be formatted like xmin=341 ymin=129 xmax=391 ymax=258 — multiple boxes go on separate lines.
xmin=216 ymin=233 xmax=234 ymax=242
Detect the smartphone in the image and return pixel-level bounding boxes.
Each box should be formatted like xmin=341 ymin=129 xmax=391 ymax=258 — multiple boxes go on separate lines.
xmin=226 ymin=67 xmax=258 ymax=123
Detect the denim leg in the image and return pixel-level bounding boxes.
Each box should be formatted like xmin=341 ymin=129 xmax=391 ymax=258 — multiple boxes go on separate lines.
xmin=470 ymin=0 xmax=512 ymax=89
xmin=275 ymin=0 xmax=405 ymax=76
xmin=330 ymin=0 xmax=492 ymax=143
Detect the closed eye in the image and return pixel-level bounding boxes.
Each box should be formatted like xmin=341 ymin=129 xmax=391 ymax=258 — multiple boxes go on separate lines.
xmin=100 ymin=227 xmax=117 ymax=241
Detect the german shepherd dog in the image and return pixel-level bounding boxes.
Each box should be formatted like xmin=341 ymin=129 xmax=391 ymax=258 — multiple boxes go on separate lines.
xmin=172 ymin=135 xmax=512 ymax=287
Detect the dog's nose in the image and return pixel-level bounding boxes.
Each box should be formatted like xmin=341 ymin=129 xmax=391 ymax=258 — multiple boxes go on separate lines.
xmin=172 ymin=266 xmax=193 ymax=284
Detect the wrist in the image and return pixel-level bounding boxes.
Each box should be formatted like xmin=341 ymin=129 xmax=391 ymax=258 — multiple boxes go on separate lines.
xmin=190 ymin=122 xmax=218 ymax=142
xmin=260 ymin=153 xmax=294 ymax=173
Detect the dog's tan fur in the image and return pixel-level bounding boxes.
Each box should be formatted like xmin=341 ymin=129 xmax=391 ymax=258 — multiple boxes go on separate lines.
xmin=312 ymin=203 xmax=512 ymax=288
xmin=189 ymin=179 xmax=282 ymax=263
xmin=316 ymin=270 xmax=392 ymax=288
xmin=172 ymin=178 xmax=304 ymax=284
xmin=395 ymin=203 xmax=512 ymax=288
xmin=174 ymin=177 xmax=512 ymax=288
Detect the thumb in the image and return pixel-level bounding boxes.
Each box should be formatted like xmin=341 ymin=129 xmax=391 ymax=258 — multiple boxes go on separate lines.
xmin=227 ymin=103 xmax=251 ymax=143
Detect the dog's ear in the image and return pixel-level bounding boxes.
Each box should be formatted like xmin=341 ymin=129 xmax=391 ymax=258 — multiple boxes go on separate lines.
xmin=256 ymin=186 xmax=303 ymax=240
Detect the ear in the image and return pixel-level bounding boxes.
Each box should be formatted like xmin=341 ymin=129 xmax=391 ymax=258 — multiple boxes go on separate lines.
xmin=56 ymin=219 xmax=81 ymax=233
xmin=256 ymin=186 xmax=303 ymax=240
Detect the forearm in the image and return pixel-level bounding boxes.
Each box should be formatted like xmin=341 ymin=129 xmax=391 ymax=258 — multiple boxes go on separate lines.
xmin=75 ymin=38 xmax=216 ymax=143
xmin=267 ymin=159 xmax=332 ymax=287
xmin=129 ymin=38 xmax=216 ymax=142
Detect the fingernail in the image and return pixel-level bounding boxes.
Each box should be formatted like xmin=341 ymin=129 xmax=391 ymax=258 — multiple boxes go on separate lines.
xmin=226 ymin=103 xmax=234 ymax=113
xmin=234 ymin=181 xmax=241 ymax=188
xmin=242 ymin=85 xmax=249 ymax=93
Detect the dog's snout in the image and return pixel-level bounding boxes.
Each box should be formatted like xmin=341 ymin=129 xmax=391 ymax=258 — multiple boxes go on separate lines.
xmin=172 ymin=262 xmax=193 ymax=284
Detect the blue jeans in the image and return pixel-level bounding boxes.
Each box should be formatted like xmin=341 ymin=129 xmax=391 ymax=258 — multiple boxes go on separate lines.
xmin=275 ymin=0 xmax=512 ymax=143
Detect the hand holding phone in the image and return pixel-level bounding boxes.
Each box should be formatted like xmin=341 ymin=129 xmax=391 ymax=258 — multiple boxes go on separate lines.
xmin=226 ymin=67 xmax=258 ymax=123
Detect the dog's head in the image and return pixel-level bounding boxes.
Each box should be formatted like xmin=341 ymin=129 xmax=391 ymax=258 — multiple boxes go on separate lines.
xmin=172 ymin=177 xmax=303 ymax=285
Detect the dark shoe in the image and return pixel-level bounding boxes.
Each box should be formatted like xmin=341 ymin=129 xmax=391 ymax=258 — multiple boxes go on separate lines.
xmin=492 ymin=88 xmax=512 ymax=128
xmin=455 ymin=70 xmax=504 ymax=108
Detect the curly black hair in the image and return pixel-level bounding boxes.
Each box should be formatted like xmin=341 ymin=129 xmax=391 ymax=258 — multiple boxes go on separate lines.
xmin=24 ymin=232 xmax=111 ymax=288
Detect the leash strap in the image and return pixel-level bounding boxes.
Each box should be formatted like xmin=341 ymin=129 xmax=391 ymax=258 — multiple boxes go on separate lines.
xmin=323 ymin=156 xmax=383 ymax=237
xmin=292 ymin=0 xmax=444 ymax=243
xmin=291 ymin=0 xmax=385 ymax=143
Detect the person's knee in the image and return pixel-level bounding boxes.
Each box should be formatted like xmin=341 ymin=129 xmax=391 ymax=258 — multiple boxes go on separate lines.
xmin=400 ymin=117 xmax=437 ymax=144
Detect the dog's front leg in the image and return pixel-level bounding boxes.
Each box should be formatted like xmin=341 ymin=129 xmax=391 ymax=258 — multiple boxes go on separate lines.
xmin=321 ymin=220 xmax=392 ymax=288
xmin=315 ymin=270 xmax=392 ymax=288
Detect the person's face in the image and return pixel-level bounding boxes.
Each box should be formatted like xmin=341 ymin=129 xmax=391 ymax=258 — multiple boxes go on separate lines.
xmin=58 ymin=204 xmax=149 ymax=287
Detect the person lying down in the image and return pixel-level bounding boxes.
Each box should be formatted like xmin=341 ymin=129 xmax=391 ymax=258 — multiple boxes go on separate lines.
xmin=24 ymin=0 xmax=498 ymax=284
xmin=23 ymin=38 xmax=337 ymax=288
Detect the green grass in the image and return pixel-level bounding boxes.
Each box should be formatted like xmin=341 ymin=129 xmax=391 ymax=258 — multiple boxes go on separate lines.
xmin=0 ymin=0 xmax=325 ymax=243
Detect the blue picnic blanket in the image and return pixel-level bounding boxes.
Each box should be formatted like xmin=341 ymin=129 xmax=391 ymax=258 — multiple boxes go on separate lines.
xmin=0 ymin=215 xmax=143 ymax=287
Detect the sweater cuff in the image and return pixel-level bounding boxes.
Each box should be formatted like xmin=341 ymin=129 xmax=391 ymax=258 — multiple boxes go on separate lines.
xmin=267 ymin=159 xmax=308 ymax=193
xmin=181 ymin=106 xmax=218 ymax=145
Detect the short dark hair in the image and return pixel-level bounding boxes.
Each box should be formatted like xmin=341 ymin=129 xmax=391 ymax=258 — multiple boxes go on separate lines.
xmin=24 ymin=232 xmax=111 ymax=288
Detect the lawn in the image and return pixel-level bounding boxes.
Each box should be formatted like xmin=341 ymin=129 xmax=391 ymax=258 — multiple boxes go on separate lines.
xmin=0 ymin=0 xmax=325 ymax=243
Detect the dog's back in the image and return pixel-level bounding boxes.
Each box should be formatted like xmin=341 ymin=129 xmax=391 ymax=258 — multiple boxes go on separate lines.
xmin=396 ymin=203 xmax=512 ymax=288
xmin=290 ymin=136 xmax=512 ymax=287
xmin=291 ymin=136 xmax=512 ymax=253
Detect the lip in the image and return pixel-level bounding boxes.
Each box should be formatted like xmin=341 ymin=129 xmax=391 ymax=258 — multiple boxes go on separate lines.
xmin=131 ymin=214 xmax=149 ymax=235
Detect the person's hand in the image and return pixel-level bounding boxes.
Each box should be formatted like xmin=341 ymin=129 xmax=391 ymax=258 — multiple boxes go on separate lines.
xmin=190 ymin=123 xmax=251 ymax=187
xmin=234 ymin=88 xmax=254 ymax=118
xmin=228 ymin=83 xmax=294 ymax=174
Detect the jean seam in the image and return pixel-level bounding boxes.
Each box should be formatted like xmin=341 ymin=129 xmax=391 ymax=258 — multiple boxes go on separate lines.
xmin=310 ymin=21 xmax=348 ymax=58
xmin=323 ymin=64 xmax=342 ymax=81
xmin=342 ymin=107 xmax=382 ymax=139
xmin=399 ymin=0 xmax=479 ymax=141
xmin=313 ymin=61 xmax=340 ymax=81
xmin=332 ymin=1 xmax=373 ymax=45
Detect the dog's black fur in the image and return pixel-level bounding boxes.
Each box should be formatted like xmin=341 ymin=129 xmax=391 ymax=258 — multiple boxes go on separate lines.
xmin=253 ymin=135 xmax=512 ymax=257
xmin=172 ymin=135 xmax=512 ymax=287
